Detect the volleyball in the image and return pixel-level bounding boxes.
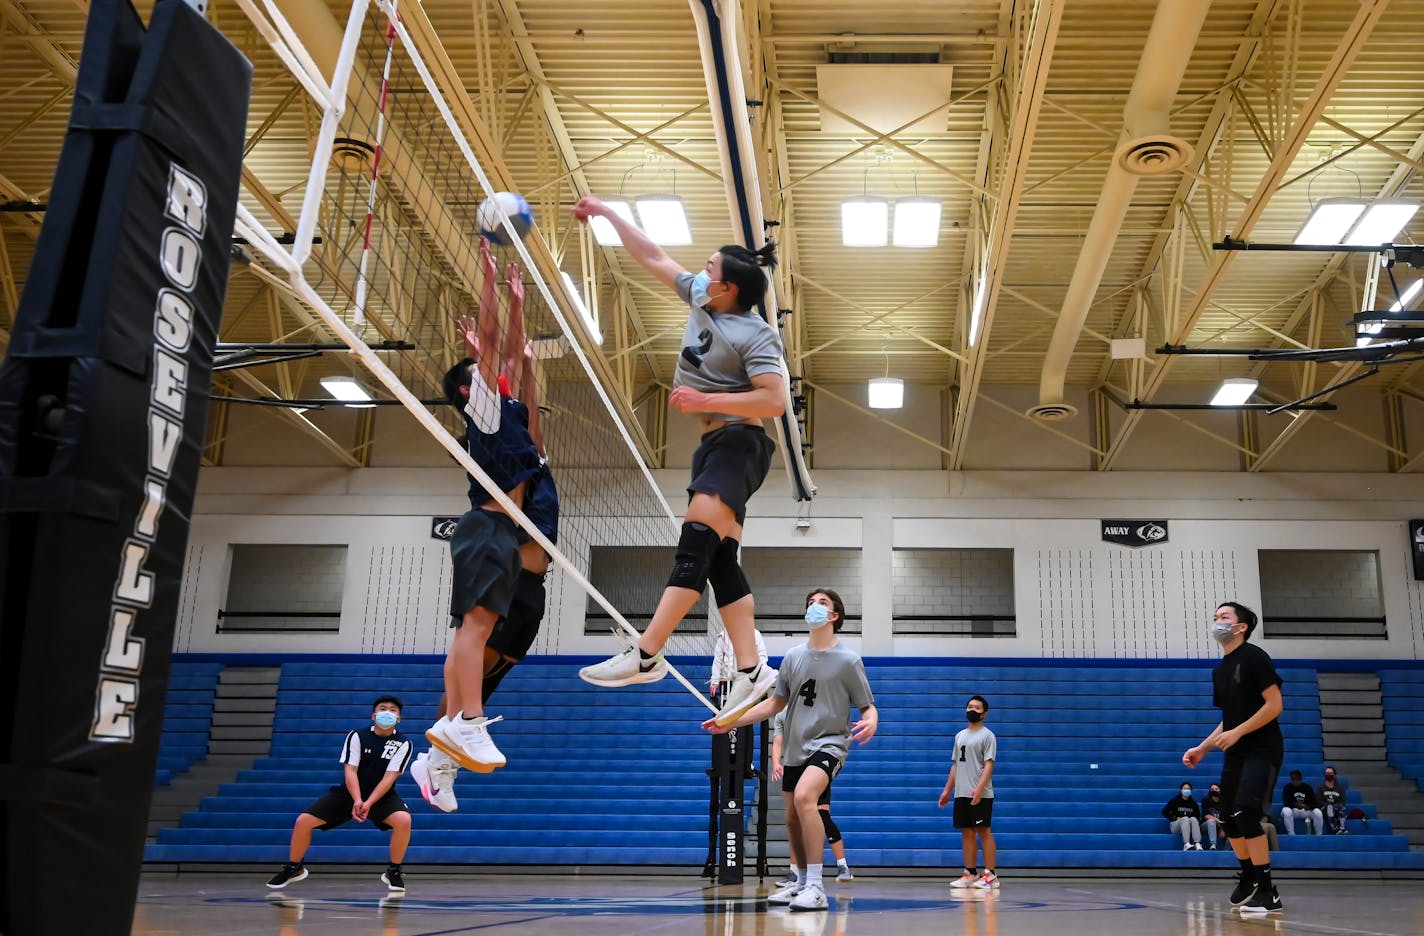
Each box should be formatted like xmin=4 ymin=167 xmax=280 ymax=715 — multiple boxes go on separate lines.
xmin=477 ymin=191 xmax=534 ymax=246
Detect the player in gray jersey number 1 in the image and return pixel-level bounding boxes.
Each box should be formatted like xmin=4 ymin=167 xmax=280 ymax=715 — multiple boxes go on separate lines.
xmin=705 ymin=588 xmax=877 ymax=913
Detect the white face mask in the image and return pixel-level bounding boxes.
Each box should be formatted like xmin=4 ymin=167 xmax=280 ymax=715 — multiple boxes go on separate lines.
xmin=689 ymin=270 xmax=722 ymax=310
xmin=804 ymin=602 xmax=831 ymax=629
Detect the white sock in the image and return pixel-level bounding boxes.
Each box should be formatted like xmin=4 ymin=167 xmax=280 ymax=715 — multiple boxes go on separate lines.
xmin=427 ymin=747 xmax=455 ymax=768
xmin=788 ymin=864 xmax=800 ymax=876
xmin=837 ymin=859 xmax=849 ymax=870
xmin=806 ymin=865 xmax=823 ymax=886
xmin=795 ymin=868 xmax=807 ymax=885
xmin=456 ymin=711 xmax=483 ymax=724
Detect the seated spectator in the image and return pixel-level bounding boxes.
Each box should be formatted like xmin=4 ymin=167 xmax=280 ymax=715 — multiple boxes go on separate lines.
xmin=1162 ymin=783 xmax=1203 ymax=850
xmin=1316 ymin=766 xmax=1349 ymax=834
xmin=1280 ymin=769 xmax=1324 ymax=835
xmin=1199 ymin=784 xmax=1225 ymax=850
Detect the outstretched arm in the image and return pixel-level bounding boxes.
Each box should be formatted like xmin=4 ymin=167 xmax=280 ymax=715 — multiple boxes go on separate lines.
xmin=458 ymin=238 xmax=503 ymax=395
xmin=572 ymin=195 xmax=686 ymax=290
xmin=502 ymin=261 xmax=528 ymax=394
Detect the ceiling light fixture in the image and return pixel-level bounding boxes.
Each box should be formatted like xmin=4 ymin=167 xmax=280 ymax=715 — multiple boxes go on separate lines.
xmin=319 ymin=376 xmax=375 ymax=407
xmin=588 ymin=199 xmax=635 ymax=247
xmin=633 ymin=194 xmax=692 ymax=246
xmin=841 ymin=197 xmax=889 ymax=247
xmin=1209 ymin=377 xmax=1257 ymax=407
xmin=1295 ymin=197 xmax=1418 ymax=246
xmin=867 ymin=333 xmax=904 ymax=409
xmin=892 ymin=197 xmax=941 ymax=248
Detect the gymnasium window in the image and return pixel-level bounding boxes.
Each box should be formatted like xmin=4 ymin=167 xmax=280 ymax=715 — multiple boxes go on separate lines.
xmin=1258 ymin=549 xmax=1386 ymax=639
xmin=892 ymin=548 xmax=1015 ymax=637
xmin=586 ymin=545 xmax=710 ymax=635
xmin=219 ymin=544 xmax=346 ymax=633
xmin=740 ymin=547 xmax=863 ymax=635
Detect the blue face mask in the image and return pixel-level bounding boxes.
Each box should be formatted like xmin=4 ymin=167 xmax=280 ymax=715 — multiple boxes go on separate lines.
xmin=689 ymin=270 xmax=722 ymax=310
xmin=804 ymin=602 xmax=831 ymax=628
xmin=374 ymin=711 xmax=399 ymax=729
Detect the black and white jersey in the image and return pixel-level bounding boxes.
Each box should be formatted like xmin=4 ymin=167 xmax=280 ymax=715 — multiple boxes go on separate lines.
xmin=340 ymin=726 xmax=413 ymax=796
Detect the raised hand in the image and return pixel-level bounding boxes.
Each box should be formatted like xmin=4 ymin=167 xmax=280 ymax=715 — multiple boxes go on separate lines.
xmin=571 ymin=195 xmax=607 ymax=224
xmin=506 ymin=261 xmax=524 ymax=307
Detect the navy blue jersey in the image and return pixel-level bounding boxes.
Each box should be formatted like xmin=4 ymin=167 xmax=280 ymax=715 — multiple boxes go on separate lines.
xmin=459 ymin=366 xmax=541 ymax=509
xmin=339 ymin=726 xmax=413 ymax=797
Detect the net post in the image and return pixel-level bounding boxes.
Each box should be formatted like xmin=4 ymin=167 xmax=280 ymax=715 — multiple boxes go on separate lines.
xmin=756 ymin=716 xmax=770 ymax=879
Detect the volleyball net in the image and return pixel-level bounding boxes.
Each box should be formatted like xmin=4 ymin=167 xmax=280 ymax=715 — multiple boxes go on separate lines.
xmin=230 ymin=0 xmax=728 ymax=708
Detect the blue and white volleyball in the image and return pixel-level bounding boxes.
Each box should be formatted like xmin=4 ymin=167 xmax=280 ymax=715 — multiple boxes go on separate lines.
xmin=477 ymin=191 xmax=534 ymax=246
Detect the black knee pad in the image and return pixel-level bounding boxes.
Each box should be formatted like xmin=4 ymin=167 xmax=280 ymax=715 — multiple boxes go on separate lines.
xmin=481 ymin=653 xmax=515 ymax=704
xmin=667 ymin=522 xmax=719 ymax=593
xmin=707 ymin=537 xmax=751 ymax=607
xmin=487 ymin=570 xmax=547 ymax=660
xmin=1228 ymin=806 xmax=1265 ymax=840
xmin=820 ymin=808 xmax=842 ymax=845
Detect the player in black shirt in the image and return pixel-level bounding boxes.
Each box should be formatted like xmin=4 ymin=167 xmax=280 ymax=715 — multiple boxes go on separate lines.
xmin=1183 ymin=601 xmax=1284 ymax=915
xmin=267 ymin=696 xmax=415 ymax=893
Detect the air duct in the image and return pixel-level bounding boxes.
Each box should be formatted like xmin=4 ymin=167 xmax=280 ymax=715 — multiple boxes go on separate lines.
xmin=1033 ymin=0 xmax=1209 ymax=420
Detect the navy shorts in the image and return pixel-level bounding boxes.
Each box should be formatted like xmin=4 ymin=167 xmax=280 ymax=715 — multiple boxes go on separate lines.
xmin=449 ymin=508 xmax=521 ymax=624
xmin=953 ymin=797 xmax=994 ymax=829
xmin=486 ymin=569 xmax=547 ymax=659
xmin=781 ymin=749 xmax=842 ymax=803
xmin=303 ymin=785 xmax=407 ymax=831
xmin=687 ymin=424 xmax=775 ymax=525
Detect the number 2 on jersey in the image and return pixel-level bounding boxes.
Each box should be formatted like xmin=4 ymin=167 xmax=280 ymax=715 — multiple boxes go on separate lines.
xmin=796 ymin=679 xmax=818 ymax=708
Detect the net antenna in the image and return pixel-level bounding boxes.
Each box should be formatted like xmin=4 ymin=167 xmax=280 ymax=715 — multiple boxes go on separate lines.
xmin=231 ymin=0 xmax=720 ymax=712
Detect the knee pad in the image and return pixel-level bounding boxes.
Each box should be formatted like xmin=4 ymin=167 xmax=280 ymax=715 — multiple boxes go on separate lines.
xmin=820 ymin=808 xmax=842 ymax=845
xmin=707 ymin=537 xmax=751 ymax=607
xmin=667 ymin=521 xmax=720 ymax=593
xmin=1228 ymin=806 xmax=1265 ymax=840
xmin=481 ymin=651 xmax=516 ymax=704
xmin=486 ymin=570 xmax=546 ymax=660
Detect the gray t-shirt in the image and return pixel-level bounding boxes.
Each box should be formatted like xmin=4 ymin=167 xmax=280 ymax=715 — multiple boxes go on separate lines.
xmin=672 ymin=272 xmax=784 ymax=424
xmin=951 ymin=726 xmax=997 ymax=799
xmin=772 ymin=641 xmax=874 ymax=766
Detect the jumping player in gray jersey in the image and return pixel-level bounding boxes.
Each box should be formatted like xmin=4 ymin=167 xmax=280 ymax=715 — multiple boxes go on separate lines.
xmin=939 ymin=695 xmax=998 ymax=890
xmin=705 ymin=588 xmax=877 ymax=912
xmin=572 ymin=195 xmax=785 ymax=727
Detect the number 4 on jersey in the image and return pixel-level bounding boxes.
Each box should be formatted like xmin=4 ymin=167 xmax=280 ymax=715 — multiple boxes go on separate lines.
xmin=796 ymin=679 xmax=817 ymax=707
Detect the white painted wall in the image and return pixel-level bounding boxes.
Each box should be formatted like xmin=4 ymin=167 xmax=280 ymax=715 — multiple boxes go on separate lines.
xmin=180 ymin=465 xmax=1424 ymax=662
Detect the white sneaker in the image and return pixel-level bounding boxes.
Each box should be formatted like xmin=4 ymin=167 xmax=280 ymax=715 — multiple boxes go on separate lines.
xmin=427 ymin=714 xmax=505 ymax=773
xmin=714 ymin=665 xmax=778 ymax=727
xmin=789 ymin=883 xmax=828 ymax=911
xmin=426 ymin=752 xmax=460 ymax=812
xmin=836 ymin=865 xmax=854 ymax=882
xmin=950 ymin=871 xmax=978 ymax=889
xmin=768 ymin=883 xmax=803 ymax=905
xmin=1183 ymin=843 xmax=1194 ymax=851
xmin=579 ymin=645 xmax=668 ymax=687
xmin=975 ymin=871 xmax=999 ymax=890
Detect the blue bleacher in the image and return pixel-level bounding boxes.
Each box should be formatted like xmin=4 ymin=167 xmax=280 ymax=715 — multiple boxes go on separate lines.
xmin=1381 ymin=670 xmax=1424 ymax=790
xmin=154 ymin=661 xmax=224 ymax=786
xmin=143 ymin=657 xmax=1424 ymax=870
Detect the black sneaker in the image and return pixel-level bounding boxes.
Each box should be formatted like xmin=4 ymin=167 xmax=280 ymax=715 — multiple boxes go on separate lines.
xmin=1240 ymin=887 xmax=1283 ymax=914
xmin=266 ymin=863 xmax=308 ymax=889
xmin=1228 ymin=874 xmax=1258 ymax=907
xmin=381 ymin=866 xmax=406 ymax=893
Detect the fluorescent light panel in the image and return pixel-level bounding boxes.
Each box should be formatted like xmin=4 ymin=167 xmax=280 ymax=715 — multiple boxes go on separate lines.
xmin=892 ymin=198 xmax=941 ymax=247
xmin=634 ymin=195 xmax=692 ymax=246
xmin=319 ymin=376 xmax=372 ymax=403
xmin=841 ymin=198 xmax=889 ymax=247
xmin=1343 ymin=201 xmax=1419 ymax=246
xmin=562 ymin=272 xmax=602 ymax=345
xmin=589 ymin=199 xmax=635 ymax=247
xmin=1294 ymin=198 xmax=1365 ymax=245
xmin=867 ymin=376 xmax=904 ymax=409
xmin=1209 ymin=378 xmax=1257 ymax=407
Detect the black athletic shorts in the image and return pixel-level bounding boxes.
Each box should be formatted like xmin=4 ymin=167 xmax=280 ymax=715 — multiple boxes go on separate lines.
xmin=781 ymin=749 xmax=842 ymax=802
xmin=303 ymin=785 xmax=408 ymax=831
xmin=449 ymin=508 xmax=521 ymax=625
xmin=1220 ymin=745 xmax=1283 ymax=822
xmin=687 ymin=424 xmax=775 ymax=525
xmin=953 ymin=796 xmax=994 ymax=830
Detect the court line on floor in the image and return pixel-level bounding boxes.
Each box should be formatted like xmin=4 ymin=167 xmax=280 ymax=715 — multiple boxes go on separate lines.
xmin=1068 ymin=888 xmax=1405 ymax=936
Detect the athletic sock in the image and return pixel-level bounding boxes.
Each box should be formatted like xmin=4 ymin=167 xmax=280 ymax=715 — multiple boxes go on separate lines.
xmin=837 ymin=859 xmax=849 ymax=870
xmin=1256 ymin=863 xmax=1274 ymax=890
xmin=964 ymin=866 xmax=977 ymax=876
xmin=789 ymin=863 xmax=800 ymax=876
xmin=806 ymin=865 xmax=823 ymax=886
xmin=739 ymin=663 xmax=760 ymax=676
xmin=796 ymin=868 xmax=808 ymax=886
xmin=1238 ymin=856 xmax=1255 ymax=879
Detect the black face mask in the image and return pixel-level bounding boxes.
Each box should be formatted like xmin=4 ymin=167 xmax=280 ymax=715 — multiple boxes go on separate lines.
xmin=965 ymin=710 xmax=983 ymax=723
